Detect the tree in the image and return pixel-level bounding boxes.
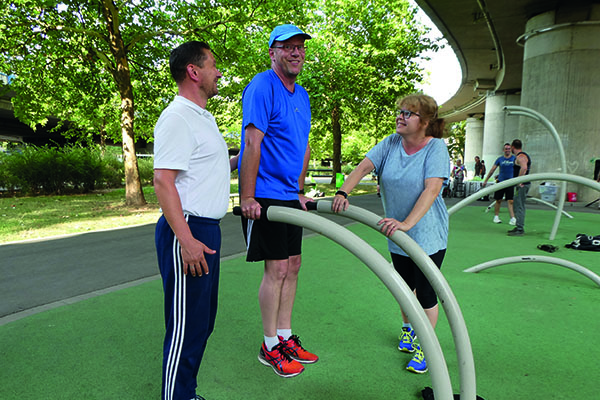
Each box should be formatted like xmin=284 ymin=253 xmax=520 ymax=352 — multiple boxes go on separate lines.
xmin=446 ymin=120 xmax=466 ymax=162
xmin=0 ymin=0 xmax=309 ymax=205
xmin=300 ymin=0 xmax=438 ymax=182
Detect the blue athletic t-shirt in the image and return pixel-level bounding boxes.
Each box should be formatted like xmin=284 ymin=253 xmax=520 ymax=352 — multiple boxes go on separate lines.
xmin=367 ymin=134 xmax=450 ymax=256
xmin=494 ymin=155 xmax=516 ymax=182
xmin=238 ymin=70 xmax=311 ymax=200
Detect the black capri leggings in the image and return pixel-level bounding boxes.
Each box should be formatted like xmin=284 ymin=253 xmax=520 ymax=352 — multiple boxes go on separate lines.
xmin=390 ymin=249 xmax=446 ymax=309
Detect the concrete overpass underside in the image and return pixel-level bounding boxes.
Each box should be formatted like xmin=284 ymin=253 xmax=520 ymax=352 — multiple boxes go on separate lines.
xmin=415 ymin=0 xmax=600 ymax=202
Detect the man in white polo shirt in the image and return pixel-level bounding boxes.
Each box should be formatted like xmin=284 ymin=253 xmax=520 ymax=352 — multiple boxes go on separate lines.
xmin=154 ymin=41 xmax=237 ymax=400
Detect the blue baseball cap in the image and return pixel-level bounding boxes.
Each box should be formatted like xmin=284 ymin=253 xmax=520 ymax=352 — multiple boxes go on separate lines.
xmin=268 ymin=24 xmax=311 ymax=48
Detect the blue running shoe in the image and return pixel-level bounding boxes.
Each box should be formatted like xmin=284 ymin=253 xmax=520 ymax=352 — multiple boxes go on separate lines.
xmin=398 ymin=327 xmax=416 ymax=353
xmin=406 ymin=345 xmax=427 ymax=374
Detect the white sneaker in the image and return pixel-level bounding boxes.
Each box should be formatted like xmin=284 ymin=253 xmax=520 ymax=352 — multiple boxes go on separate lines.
xmin=493 ymin=215 xmax=502 ymax=224
xmin=509 ymin=217 xmax=516 ymax=226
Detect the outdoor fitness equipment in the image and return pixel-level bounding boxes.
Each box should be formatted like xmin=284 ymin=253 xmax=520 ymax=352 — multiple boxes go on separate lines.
xmin=464 ymin=255 xmax=600 ymax=288
xmin=503 ymin=106 xmax=567 ymax=241
xmin=484 ymin=197 xmax=574 ymax=219
xmin=312 ymin=201 xmax=478 ymax=400
xmin=448 ymin=173 xmax=600 ymax=238
xmin=233 ymin=204 xmax=455 ymax=400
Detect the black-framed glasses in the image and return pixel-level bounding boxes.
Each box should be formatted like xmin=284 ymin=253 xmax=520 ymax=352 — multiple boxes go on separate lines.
xmin=272 ymin=44 xmax=306 ymax=52
xmin=397 ymin=109 xmax=421 ymax=119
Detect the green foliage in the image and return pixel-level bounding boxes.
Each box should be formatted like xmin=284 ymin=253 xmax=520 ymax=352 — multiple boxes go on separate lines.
xmin=301 ymin=0 xmax=439 ymax=162
xmin=1 ymin=0 xmax=442 ymax=178
xmin=0 ymin=144 xmax=129 ymax=195
xmin=446 ymin=120 xmax=466 ymax=162
xmin=137 ymin=157 xmax=155 ymax=186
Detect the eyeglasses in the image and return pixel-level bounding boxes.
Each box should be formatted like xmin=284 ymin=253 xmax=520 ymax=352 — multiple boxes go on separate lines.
xmin=272 ymin=44 xmax=306 ymax=52
xmin=397 ymin=109 xmax=421 ymax=119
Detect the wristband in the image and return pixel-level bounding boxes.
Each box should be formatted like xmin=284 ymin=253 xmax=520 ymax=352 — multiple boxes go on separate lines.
xmin=335 ymin=190 xmax=348 ymax=199
xmin=298 ymin=189 xmax=305 ymax=195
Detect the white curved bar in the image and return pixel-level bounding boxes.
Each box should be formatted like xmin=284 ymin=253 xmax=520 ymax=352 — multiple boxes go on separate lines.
xmin=266 ymin=206 xmax=454 ymax=400
xmin=485 ymin=196 xmax=574 ymax=218
xmin=528 ymin=197 xmax=573 ymax=218
xmin=464 ymin=255 xmax=600 ymax=288
xmin=315 ymin=200 xmax=477 ymax=400
xmin=448 ymin=173 xmax=600 ymax=239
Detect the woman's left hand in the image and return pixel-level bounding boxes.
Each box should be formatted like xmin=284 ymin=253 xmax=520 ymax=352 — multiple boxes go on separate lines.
xmin=377 ymin=218 xmax=408 ymax=237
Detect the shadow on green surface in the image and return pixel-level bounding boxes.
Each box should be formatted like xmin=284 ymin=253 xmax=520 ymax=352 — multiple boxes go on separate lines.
xmin=1 ymin=206 xmax=599 ymax=399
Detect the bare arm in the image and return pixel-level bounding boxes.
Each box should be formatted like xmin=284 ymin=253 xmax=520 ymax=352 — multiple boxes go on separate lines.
xmin=229 ymin=152 xmax=240 ymax=172
xmin=239 ymin=125 xmax=264 ymax=220
xmin=154 ymin=169 xmax=215 ymax=276
xmin=298 ymin=143 xmax=311 ymax=210
xmin=331 ymin=157 xmax=375 ymax=212
xmin=515 ymin=153 xmax=529 ymax=187
xmin=515 ymin=153 xmax=529 ymax=176
xmin=378 ymin=177 xmax=444 ymax=236
xmin=482 ymin=164 xmax=498 ymax=186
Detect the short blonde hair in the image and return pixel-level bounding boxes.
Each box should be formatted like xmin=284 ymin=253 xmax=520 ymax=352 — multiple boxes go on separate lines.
xmin=397 ymin=94 xmax=445 ymax=138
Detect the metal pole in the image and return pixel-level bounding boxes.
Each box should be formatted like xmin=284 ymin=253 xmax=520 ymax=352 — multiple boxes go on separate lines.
xmin=503 ymin=106 xmax=567 ymax=240
xmin=266 ymin=206 xmax=455 ymax=400
xmin=314 ymin=201 xmax=477 ymax=400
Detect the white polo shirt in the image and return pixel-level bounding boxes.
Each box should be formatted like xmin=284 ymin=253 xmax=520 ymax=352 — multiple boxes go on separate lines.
xmin=154 ymin=95 xmax=229 ymax=219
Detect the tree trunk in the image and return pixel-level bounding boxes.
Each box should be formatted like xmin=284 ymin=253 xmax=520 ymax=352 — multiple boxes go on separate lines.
xmin=330 ymin=104 xmax=342 ymax=185
xmin=101 ymin=0 xmax=146 ymax=207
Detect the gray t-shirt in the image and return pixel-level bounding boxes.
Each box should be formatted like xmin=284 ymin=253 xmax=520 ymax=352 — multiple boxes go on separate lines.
xmin=367 ymin=134 xmax=450 ymax=256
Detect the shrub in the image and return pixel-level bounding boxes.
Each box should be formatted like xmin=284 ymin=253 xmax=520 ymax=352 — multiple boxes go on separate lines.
xmin=101 ymin=154 xmax=125 ymax=188
xmin=137 ymin=156 xmax=154 ymax=186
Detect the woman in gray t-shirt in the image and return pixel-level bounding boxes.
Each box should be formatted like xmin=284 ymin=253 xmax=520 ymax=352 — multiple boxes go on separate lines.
xmin=332 ymin=93 xmax=449 ymax=375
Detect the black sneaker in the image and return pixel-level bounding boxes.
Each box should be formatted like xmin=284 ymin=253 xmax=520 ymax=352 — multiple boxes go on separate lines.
xmin=193 ymin=395 xmax=206 ymax=400
xmin=507 ymin=227 xmax=524 ymax=236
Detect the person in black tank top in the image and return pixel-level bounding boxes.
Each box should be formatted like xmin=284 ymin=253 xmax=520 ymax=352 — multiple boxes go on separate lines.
xmin=508 ymin=139 xmax=531 ymax=236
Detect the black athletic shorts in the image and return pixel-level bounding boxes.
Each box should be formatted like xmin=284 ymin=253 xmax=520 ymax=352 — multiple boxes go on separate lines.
xmin=390 ymin=249 xmax=446 ymax=310
xmin=493 ymin=185 xmax=514 ymax=201
xmin=241 ymin=198 xmax=303 ymax=262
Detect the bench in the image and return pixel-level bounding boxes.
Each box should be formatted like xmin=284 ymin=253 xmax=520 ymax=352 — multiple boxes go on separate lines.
xmin=307 ymin=168 xmax=333 ymax=177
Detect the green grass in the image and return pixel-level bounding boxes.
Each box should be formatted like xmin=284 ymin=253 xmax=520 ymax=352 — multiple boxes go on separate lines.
xmin=0 ymin=186 xmax=161 ymax=243
xmin=1 ymin=207 xmax=599 ymax=399
xmin=0 ymin=180 xmax=377 ymax=243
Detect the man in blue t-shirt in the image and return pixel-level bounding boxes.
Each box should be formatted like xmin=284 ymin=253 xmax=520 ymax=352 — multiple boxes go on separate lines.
xmin=483 ymin=143 xmax=516 ymax=225
xmin=238 ymin=24 xmax=317 ymax=379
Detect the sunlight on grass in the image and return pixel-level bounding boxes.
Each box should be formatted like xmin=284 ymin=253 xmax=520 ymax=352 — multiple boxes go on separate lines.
xmin=0 ymin=179 xmax=377 ymax=243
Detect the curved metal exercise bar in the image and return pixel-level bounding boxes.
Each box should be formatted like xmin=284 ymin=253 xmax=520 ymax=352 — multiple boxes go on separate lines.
xmin=464 ymin=255 xmax=600 ymax=288
xmin=314 ymin=201 xmax=477 ymax=400
xmin=503 ymin=106 xmax=567 ymax=240
xmin=448 ymin=173 xmax=600 ymax=238
xmin=485 ymin=197 xmax=574 ymax=218
xmin=265 ymin=206 xmax=454 ymax=400
xmin=528 ymin=197 xmax=573 ymax=219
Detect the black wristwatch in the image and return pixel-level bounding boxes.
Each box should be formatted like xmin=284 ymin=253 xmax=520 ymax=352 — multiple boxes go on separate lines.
xmin=335 ymin=190 xmax=348 ymax=199
xmin=298 ymin=189 xmax=305 ymax=195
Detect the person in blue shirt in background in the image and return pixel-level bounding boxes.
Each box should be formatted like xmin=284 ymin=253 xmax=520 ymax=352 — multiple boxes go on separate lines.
xmin=482 ymin=143 xmax=517 ymax=225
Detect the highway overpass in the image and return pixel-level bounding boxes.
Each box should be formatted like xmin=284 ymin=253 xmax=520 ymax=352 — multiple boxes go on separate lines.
xmin=416 ymin=0 xmax=600 ymax=201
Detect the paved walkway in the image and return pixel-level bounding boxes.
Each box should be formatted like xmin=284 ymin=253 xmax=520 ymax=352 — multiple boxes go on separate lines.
xmin=2 ymin=193 xmax=597 ymax=325
xmin=0 ymin=195 xmax=385 ymax=324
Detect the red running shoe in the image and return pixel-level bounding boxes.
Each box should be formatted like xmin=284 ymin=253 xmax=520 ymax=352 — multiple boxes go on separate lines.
xmin=258 ymin=342 xmax=304 ymax=378
xmin=279 ymin=335 xmax=319 ymax=364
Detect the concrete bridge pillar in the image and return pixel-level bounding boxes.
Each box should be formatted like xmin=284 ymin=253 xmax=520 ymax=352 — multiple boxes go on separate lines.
xmin=464 ymin=117 xmax=484 ymax=179
xmin=482 ymin=91 xmax=521 ymax=174
xmin=519 ymin=5 xmax=600 ymax=202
